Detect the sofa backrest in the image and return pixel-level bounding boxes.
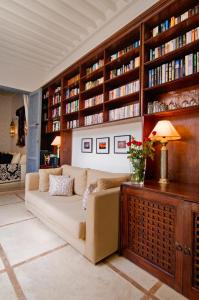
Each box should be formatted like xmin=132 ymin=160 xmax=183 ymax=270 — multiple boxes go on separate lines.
xmin=87 ymin=168 xmax=130 ymax=186
xmin=62 ymin=165 xmax=87 ymax=196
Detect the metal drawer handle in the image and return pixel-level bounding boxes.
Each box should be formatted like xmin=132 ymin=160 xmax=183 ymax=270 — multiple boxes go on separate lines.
xmin=175 ymin=241 xmax=183 ymax=252
xmin=183 ymin=246 xmax=191 ymax=256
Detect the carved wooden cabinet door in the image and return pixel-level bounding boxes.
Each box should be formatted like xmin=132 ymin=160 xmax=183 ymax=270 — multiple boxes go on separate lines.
xmin=182 ymin=202 xmax=199 ymax=300
xmin=120 ymin=185 xmax=184 ymax=292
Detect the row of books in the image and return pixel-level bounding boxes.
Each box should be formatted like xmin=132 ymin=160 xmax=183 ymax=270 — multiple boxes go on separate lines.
xmin=43 ymin=90 xmax=49 ymax=100
xmin=148 ymin=52 xmax=199 ymax=87
xmin=86 ymin=59 xmax=104 ymax=75
xmin=67 ymin=120 xmax=79 ymax=129
xmin=109 ymin=103 xmax=140 ymax=121
xmin=84 ymin=112 xmax=103 ymax=126
xmin=52 ymin=121 xmax=60 ymax=132
xmin=110 ymin=57 xmax=140 ymax=79
xmin=52 ymin=93 xmax=61 ymax=105
xmin=65 ymin=100 xmax=79 ymax=114
xmin=85 ymin=77 xmax=104 ymax=90
xmin=43 ymin=112 xmax=48 ymax=122
xmin=110 ymin=40 xmax=140 ymax=61
xmin=109 ymin=80 xmax=140 ymax=100
xmin=85 ymin=94 xmax=104 ymax=108
xmin=67 ymin=74 xmax=80 ymax=86
xmin=152 ymin=4 xmax=199 ymax=37
xmin=52 ymin=107 xmax=61 ymax=118
xmin=54 ymin=86 xmax=61 ymax=94
xmin=149 ymin=27 xmax=199 ymax=61
xmin=66 ymin=87 xmax=79 ymax=98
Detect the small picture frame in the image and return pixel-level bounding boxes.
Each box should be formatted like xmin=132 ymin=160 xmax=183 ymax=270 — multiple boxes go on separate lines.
xmin=96 ymin=137 xmax=110 ymax=154
xmin=114 ymin=135 xmax=131 ymax=154
xmin=81 ymin=138 xmax=93 ymax=153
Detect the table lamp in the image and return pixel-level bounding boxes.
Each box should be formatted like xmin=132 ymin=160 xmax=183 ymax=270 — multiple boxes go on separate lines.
xmin=51 ymin=136 xmax=61 ymax=158
xmin=149 ymin=120 xmax=181 ymax=184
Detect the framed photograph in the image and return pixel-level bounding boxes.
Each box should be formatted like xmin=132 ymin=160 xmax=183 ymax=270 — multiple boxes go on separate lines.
xmin=96 ymin=137 xmax=110 ymax=154
xmin=81 ymin=138 xmax=93 ymax=153
xmin=114 ymin=135 xmax=131 ymax=154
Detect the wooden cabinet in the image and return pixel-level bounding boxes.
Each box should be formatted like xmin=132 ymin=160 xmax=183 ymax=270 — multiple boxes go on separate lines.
xmin=120 ymin=182 xmax=199 ymax=299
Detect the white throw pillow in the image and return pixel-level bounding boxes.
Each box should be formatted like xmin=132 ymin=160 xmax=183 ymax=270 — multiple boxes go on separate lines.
xmin=82 ymin=183 xmax=97 ymax=210
xmin=11 ymin=153 xmax=21 ymax=164
xmin=49 ymin=175 xmax=73 ymax=196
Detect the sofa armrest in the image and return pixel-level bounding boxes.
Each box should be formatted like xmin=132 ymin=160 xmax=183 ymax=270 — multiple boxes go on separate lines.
xmin=25 ymin=172 xmax=39 ymax=192
xmin=85 ymin=187 xmax=120 ymax=263
xmin=20 ymin=164 xmax=26 ymax=181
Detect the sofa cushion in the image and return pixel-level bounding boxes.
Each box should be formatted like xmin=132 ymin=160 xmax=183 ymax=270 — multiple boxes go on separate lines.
xmin=87 ymin=169 xmax=130 ymax=186
xmin=62 ymin=165 xmax=87 ymax=196
xmin=11 ymin=153 xmax=21 ymax=164
xmin=26 ymin=191 xmax=86 ymax=240
xmin=97 ymin=176 xmax=129 ymax=190
xmin=39 ymin=168 xmax=62 ymax=192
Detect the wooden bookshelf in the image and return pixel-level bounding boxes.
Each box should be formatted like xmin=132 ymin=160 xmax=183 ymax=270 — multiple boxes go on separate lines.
xmin=41 ymin=0 xmax=199 ymax=192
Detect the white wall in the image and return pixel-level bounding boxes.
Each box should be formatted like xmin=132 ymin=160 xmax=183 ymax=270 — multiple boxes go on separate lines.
xmin=0 ymin=92 xmax=26 ymax=154
xmin=72 ymin=121 xmax=142 ymax=173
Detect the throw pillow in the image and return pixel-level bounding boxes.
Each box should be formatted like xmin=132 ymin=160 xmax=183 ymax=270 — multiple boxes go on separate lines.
xmin=0 ymin=153 xmax=13 ymax=164
xmin=97 ymin=176 xmax=130 ymax=190
xmin=82 ymin=182 xmax=97 ymax=210
xmin=39 ymin=167 xmax=62 ymax=192
xmin=49 ymin=175 xmax=74 ymax=196
xmin=11 ymin=153 xmax=21 ymax=164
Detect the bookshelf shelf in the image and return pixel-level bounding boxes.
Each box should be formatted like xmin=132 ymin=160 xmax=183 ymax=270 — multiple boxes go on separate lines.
xmin=144 ymin=105 xmax=199 ymax=118
xmin=144 ymin=72 xmax=199 ymax=94
xmin=64 ymin=111 xmax=79 ymax=118
xmin=105 ymin=67 xmax=139 ymax=87
xmin=104 ymin=92 xmax=139 ymax=107
xmin=145 ymin=39 xmax=199 ymax=68
xmin=63 ymin=94 xmax=79 ymax=103
xmin=81 ymin=67 xmax=104 ymax=81
xmin=80 ymin=103 xmax=104 ymax=114
xmin=105 ymin=47 xmax=140 ymax=68
xmin=145 ymin=13 xmax=199 ymax=47
xmin=81 ymin=83 xmax=104 ymax=98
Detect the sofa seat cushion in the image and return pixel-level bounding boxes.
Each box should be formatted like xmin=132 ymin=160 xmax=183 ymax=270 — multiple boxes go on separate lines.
xmin=26 ymin=191 xmax=86 ymax=240
xmin=62 ymin=165 xmax=87 ymax=196
xmin=87 ymin=169 xmax=130 ymax=186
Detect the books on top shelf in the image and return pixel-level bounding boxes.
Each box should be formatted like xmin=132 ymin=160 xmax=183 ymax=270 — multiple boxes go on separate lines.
xmin=67 ymin=120 xmax=79 ymax=129
xmin=85 ymin=77 xmax=104 ymax=90
xmin=66 ymin=100 xmax=79 ymax=114
xmin=84 ymin=112 xmax=103 ymax=126
xmin=52 ymin=120 xmax=60 ymax=132
xmin=152 ymin=4 xmax=199 ymax=37
xmin=52 ymin=107 xmax=61 ymax=118
xmin=109 ymin=80 xmax=140 ymax=100
xmin=110 ymin=40 xmax=140 ymax=61
xmin=66 ymin=87 xmax=79 ymax=98
xmin=85 ymin=94 xmax=104 ymax=108
xmin=149 ymin=27 xmax=199 ymax=61
xmin=110 ymin=57 xmax=140 ymax=79
xmin=67 ymin=74 xmax=80 ymax=86
xmin=148 ymin=52 xmax=199 ymax=87
xmin=109 ymin=103 xmax=140 ymax=121
xmin=86 ymin=59 xmax=104 ymax=75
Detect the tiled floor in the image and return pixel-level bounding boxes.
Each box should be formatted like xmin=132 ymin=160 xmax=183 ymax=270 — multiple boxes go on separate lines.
xmin=0 ymin=192 xmax=189 ymax=300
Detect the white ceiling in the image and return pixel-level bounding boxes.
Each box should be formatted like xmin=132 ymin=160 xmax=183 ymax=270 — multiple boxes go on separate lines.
xmin=0 ymin=0 xmax=158 ymax=91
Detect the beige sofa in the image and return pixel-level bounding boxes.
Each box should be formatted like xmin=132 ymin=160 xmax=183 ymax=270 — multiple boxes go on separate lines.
xmin=25 ymin=165 xmax=129 ymax=263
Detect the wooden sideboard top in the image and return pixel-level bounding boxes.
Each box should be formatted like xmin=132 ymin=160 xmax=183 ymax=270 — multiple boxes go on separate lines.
xmin=122 ymin=181 xmax=199 ymax=204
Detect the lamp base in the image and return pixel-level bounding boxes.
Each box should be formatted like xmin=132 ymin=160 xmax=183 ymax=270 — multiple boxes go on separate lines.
xmin=158 ymin=178 xmax=169 ymax=184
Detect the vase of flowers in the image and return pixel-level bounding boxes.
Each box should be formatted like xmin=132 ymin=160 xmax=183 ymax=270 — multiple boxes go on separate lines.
xmin=127 ymin=132 xmax=156 ymax=184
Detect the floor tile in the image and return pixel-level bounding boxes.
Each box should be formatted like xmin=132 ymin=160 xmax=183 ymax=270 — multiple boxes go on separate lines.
xmin=107 ymin=254 xmax=158 ymax=290
xmin=154 ymin=284 xmax=188 ymax=300
xmin=0 ymin=218 xmax=65 ymax=265
xmin=0 ymin=273 xmax=17 ymax=300
xmin=0 ymin=202 xmax=32 ymax=226
xmin=15 ymin=191 xmax=25 ymax=200
xmin=0 ymin=257 xmax=4 ymax=270
xmin=15 ymin=245 xmax=144 ymax=300
xmin=0 ymin=194 xmax=22 ymax=206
